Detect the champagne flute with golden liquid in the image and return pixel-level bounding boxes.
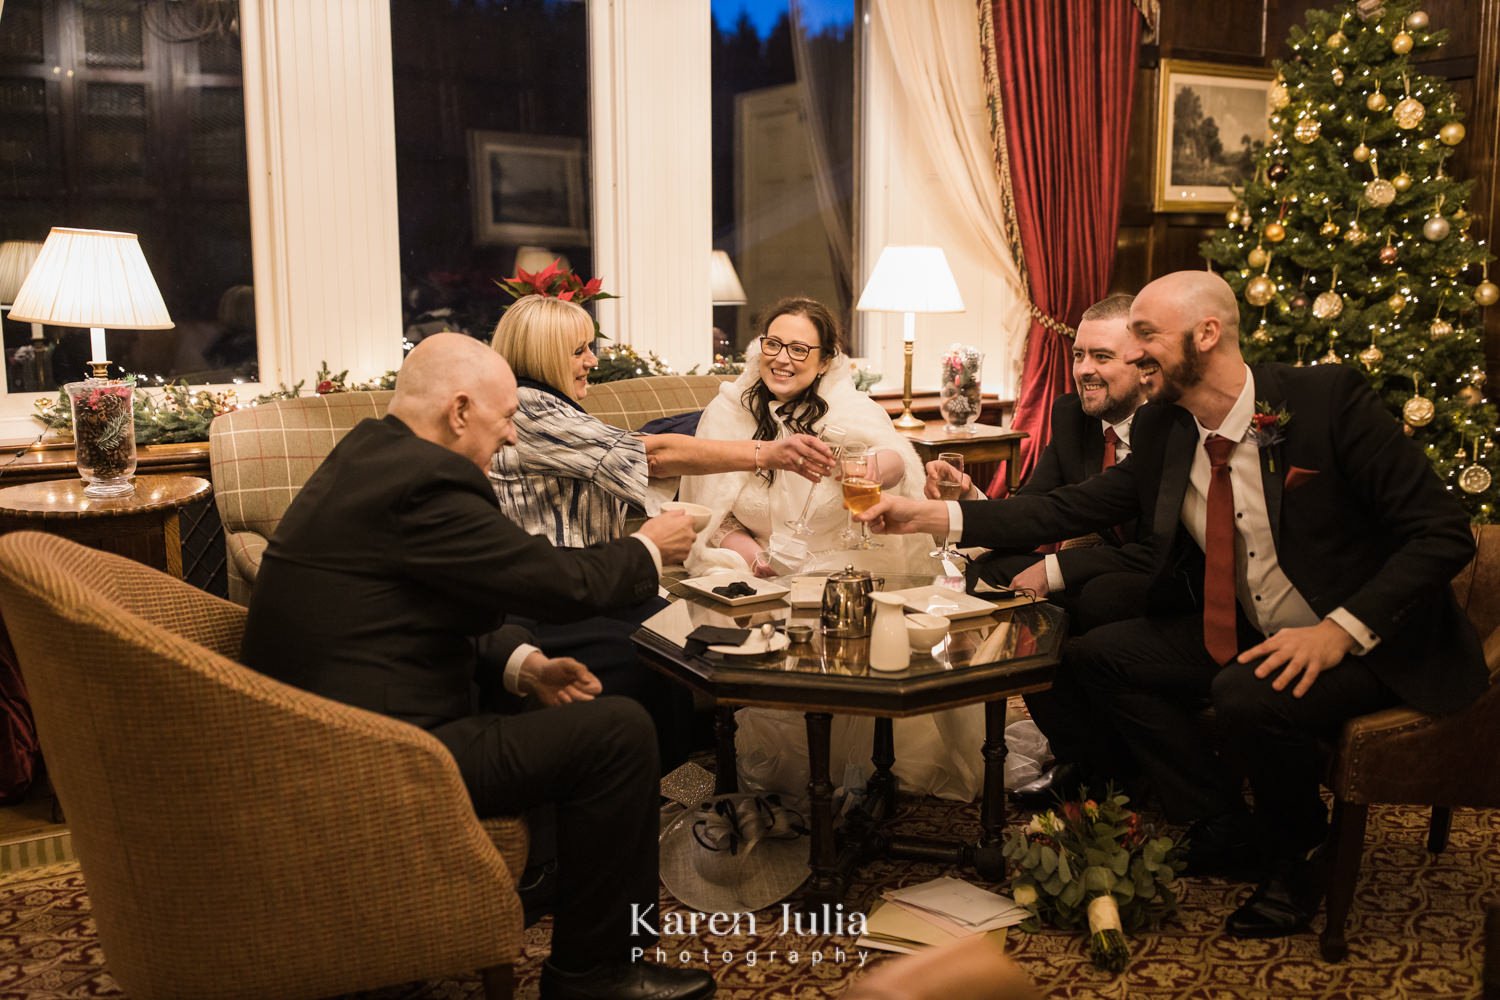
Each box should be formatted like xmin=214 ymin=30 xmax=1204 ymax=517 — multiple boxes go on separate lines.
xmin=840 ymin=443 xmax=882 ymax=550
xmin=786 ymin=424 xmax=847 ymax=538
xmin=930 ymin=451 xmax=966 ymax=574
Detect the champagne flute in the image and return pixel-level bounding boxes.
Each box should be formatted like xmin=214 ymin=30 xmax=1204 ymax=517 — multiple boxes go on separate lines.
xmin=840 ymin=444 xmax=882 ymax=550
xmin=930 ymin=452 xmax=966 ymax=581
xmin=786 ymin=424 xmax=847 ymax=538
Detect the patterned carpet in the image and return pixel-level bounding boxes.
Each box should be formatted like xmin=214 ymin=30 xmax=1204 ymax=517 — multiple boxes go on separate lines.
xmin=1 ymin=799 xmax=1494 ymax=999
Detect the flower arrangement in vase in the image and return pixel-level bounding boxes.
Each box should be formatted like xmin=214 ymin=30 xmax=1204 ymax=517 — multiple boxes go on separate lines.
xmin=938 ymin=344 xmax=983 ymax=432
xmin=1003 ymin=789 xmax=1184 ymax=971
xmin=66 ymin=378 xmax=137 ymax=497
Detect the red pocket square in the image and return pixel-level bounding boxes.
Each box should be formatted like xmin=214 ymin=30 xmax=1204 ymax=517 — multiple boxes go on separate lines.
xmin=1285 ymin=466 xmax=1319 ymax=491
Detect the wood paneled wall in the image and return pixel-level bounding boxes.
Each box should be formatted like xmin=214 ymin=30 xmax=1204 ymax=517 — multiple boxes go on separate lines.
xmin=1110 ymin=0 xmax=1500 ymax=382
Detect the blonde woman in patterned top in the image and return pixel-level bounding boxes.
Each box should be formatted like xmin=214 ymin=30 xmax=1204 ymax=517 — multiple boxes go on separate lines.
xmin=489 ymin=296 xmax=832 ymax=548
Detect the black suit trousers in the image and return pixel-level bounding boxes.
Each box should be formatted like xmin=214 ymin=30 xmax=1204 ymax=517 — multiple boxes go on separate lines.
xmin=1066 ymin=614 xmax=1400 ymax=857
xmin=432 ymin=697 xmax=660 ymax=966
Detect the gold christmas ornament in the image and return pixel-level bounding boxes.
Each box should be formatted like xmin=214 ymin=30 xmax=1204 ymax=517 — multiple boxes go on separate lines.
xmin=1367 ymin=90 xmax=1388 ymax=112
xmin=1391 ymin=30 xmax=1414 ymax=54
xmin=1393 ymin=171 xmax=1413 ymax=192
xmin=1423 ymin=215 xmax=1451 ymax=241
xmin=1245 ymin=275 xmax=1277 ymax=307
xmin=1265 ymin=221 xmax=1287 ymax=243
xmin=1352 ymin=142 xmax=1371 ymax=162
xmin=1402 ymin=395 xmax=1435 ymax=427
xmin=1326 ymin=30 xmax=1347 ymax=49
xmin=1387 ymin=291 xmax=1407 ymax=313
xmin=1332 ymin=67 xmax=1346 ymax=86
xmin=1252 ymin=325 xmax=1273 ymax=345
xmin=1358 ymin=343 xmax=1384 ymax=369
xmin=1226 ymin=206 xmax=1242 ymax=226
xmin=1429 ymin=317 xmax=1453 ymax=339
xmin=1365 ymin=178 xmax=1396 ymax=206
xmin=1460 ymin=465 xmax=1493 ymax=495
xmin=1320 ymin=219 xmax=1340 ymax=237
xmin=1320 ymin=347 xmax=1343 ymax=365
xmin=1379 ymin=243 xmax=1399 ymax=264
xmin=1476 ymin=280 xmax=1500 ymax=307
xmin=1406 ymin=10 xmax=1429 ymax=29
xmin=1459 ymin=385 xmax=1485 ymax=407
xmin=1344 ymin=220 xmax=1368 ymax=244
xmin=1247 ymin=246 xmax=1269 ymax=268
xmin=1393 ymin=96 xmax=1426 ymax=129
xmin=1294 ymin=114 xmax=1322 ymax=143
xmin=1439 ymin=122 xmax=1466 ymax=145
xmin=1312 ymin=291 xmax=1344 ymax=319
xmin=1269 ymin=82 xmax=1290 ymax=110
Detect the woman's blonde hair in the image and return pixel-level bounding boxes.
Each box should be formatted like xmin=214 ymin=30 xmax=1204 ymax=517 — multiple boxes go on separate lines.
xmin=491 ymin=296 xmax=594 ymax=399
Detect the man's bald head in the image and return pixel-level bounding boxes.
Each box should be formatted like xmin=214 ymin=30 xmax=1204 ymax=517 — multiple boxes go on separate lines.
xmin=1126 ymin=270 xmax=1246 ymax=409
xmin=390 ymin=332 xmax=519 ymax=469
xmin=1136 ymin=270 xmax=1241 ymax=346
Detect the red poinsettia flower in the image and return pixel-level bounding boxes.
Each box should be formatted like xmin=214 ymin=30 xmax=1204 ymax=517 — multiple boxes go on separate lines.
xmin=581 ymin=277 xmax=603 ymax=297
xmin=316 ymin=380 xmax=335 ymax=394
xmin=557 ymin=290 xmax=575 ymax=301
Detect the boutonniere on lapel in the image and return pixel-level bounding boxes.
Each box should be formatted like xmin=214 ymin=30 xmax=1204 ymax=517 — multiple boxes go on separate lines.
xmin=1248 ymin=401 xmax=1292 ymax=472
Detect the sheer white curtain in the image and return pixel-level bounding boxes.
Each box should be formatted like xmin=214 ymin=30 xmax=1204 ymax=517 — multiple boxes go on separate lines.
xmin=866 ymin=0 xmax=1030 ymax=392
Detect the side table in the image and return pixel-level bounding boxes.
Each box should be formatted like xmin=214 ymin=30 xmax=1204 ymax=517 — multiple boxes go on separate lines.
xmin=897 ymin=421 xmax=1029 ymax=491
xmin=0 ymin=475 xmax=212 ymax=579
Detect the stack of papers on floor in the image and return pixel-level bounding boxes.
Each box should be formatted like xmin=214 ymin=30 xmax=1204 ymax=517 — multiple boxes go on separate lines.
xmin=857 ymin=877 xmax=1028 ymax=955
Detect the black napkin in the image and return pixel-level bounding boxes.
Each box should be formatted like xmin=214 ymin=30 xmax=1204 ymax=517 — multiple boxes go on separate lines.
xmin=685 ymin=625 xmax=751 ymax=656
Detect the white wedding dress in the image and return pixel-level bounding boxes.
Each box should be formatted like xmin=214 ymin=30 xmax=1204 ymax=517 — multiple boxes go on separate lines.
xmin=679 ymin=348 xmax=985 ymax=804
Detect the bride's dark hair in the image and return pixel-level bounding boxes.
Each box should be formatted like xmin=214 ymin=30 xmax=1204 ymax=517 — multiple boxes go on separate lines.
xmin=742 ymin=298 xmax=842 ymax=472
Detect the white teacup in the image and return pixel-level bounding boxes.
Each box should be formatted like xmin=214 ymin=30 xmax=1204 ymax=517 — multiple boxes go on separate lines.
xmin=905 ymin=613 xmax=950 ymax=651
xmin=661 ymin=500 xmax=712 ymax=532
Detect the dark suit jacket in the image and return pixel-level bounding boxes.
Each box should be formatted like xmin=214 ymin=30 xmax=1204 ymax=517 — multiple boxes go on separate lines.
xmin=241 ymin=415 xmax=659 ymax=738
xmin=959 ymin=363 xmax=1487 ymax=715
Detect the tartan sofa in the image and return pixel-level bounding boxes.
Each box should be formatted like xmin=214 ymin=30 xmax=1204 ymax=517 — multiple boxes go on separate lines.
xmin=209 ymin=375 xmax=728 ymax=604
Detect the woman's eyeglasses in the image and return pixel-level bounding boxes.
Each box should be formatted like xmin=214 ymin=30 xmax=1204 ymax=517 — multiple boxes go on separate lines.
xmin=761 ymin=337 xmax=820 ymax=362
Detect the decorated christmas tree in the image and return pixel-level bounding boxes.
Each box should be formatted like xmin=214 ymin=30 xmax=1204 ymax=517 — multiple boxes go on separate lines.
xmin=1203 ymin=0 xmax=1499 ymax=520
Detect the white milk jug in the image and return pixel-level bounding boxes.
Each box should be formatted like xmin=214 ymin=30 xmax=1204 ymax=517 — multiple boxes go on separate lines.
xmin=868 ymin=592 xmax=911 ymax=672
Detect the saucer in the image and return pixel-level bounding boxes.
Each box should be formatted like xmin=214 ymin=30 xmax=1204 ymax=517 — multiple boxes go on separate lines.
xmin=708 ymin=632 xmax=791 ymax=657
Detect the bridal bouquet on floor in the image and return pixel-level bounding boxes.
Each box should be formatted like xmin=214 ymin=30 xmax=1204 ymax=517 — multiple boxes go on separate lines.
xmin=1002 ymin=790 xmax=1185 ymax=971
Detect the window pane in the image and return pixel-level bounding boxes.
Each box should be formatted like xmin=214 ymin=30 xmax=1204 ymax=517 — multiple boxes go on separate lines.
xmin=0 ymin=0 xmax=257 ymax=392
xmin=711 ymin=0 xmax=855 ymax=355
xmin=390 ymin=0 xmax=592 ymax=348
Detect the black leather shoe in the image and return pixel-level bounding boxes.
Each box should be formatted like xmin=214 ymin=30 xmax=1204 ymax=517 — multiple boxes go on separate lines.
xmin=1180 ymin=813 xmax=1260 ymax=879
xmin=1225 ymin=858 xmax=1327 ymax=938
xmin=1011 ymin=762 xmax=1090 ymax=809
xmin=540 ymin=960 xmax=716 ymax=1000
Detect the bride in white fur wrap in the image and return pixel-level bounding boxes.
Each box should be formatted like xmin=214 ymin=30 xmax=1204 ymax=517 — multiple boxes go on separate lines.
xmin=679 ymin=297 xmax=983 ymax=802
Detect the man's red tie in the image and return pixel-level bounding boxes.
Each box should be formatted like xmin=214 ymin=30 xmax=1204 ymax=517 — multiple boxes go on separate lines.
xmin=1102 ymin=425 xmax=1120 ymax=471
xmin=1203 ymin=434 xmax=1239 ymax=665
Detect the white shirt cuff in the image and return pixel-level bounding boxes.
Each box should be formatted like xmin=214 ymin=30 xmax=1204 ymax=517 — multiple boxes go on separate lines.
xmin=945 ymin=500 xmax=963 ymax=545
xmin=1044 ymin=554 xmax=1065 ymax=594
xmin=504 ymin=643 xmax=542 ymax=696
xmin=1327 ymin=608 xmax=1381 ymax=654
xmin=630 ymin=532 xmax=665 ymax=574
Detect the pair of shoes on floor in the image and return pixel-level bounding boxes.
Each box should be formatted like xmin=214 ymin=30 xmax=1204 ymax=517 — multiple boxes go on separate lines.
xmin=1010 ymin=761 xmax=1092 ymax=810
xmin=1179 ymin=812 xmax=1261 ymax=880
xmin=1225 ymin=851 xmax=1328 ymax=939
xmin=540 ymin=959 xmax=716 ymax=999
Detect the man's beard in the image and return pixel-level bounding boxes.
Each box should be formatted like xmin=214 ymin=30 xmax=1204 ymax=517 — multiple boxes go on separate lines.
xmin=1079 ymin=379 xmax=1144 ymax=424
xmin=1143 ymin=332 xmax=1205 ymax=405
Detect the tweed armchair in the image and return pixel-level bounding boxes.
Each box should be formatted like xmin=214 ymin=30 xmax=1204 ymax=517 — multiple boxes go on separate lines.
xmin=209 ymin=390 xmax=394 ymax=604
xmin=1320 ymin=524 xmax=1500 ymax=961
xmin=209 ymin=377 xmax=728 ymax=604
xmin=0 ymin=532 xmax=527 ymax=1000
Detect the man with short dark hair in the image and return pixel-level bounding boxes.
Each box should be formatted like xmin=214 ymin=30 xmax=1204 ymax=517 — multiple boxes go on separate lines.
xmin=241 ymin=333 xmax=714 ymax=1000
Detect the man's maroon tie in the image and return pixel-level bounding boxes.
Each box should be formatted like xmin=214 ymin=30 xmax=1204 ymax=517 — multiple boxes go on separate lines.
xmin=1203 ymin=434 xmax=1239 ymax=665
xmin=1102 ymin=425 xmax=1120 ymax=471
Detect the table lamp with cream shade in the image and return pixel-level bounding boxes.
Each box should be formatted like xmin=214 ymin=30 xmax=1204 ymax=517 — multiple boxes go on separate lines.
xmin=8 ymin=228 xmax=174 ymax=498
xmin=710 ymin=250 xmax=748 ymax=355
xmin=0 ymin=240 xmax=45 ymax=337
xmin=855 ymin=245 xmax=965 ymax=430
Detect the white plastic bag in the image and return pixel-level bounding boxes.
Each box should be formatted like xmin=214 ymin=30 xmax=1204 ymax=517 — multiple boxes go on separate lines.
xmin=1003 ymin=719 xmax=1052 ymax=788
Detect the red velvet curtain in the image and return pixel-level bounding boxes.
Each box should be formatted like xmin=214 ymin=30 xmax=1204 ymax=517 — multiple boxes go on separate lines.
xmin=986 ymin=0 xmax=1141 ymax=496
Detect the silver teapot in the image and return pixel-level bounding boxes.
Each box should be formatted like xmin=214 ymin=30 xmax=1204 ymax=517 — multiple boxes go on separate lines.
xmin=821 ymin=565 xmax=885 ymax=638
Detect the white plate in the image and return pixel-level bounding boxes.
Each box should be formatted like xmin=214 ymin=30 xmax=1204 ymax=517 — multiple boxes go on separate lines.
xmin=886 ymin=584 xmax=999 ymax=620
xmin=788 ymin=575 xmax=827 ymax=609
xmin=680 ymin=572 xmax=791 ymax=607
xmin=709 ymin=631 xmax=792 ymax=657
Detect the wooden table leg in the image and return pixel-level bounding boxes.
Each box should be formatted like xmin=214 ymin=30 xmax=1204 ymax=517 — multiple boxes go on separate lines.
xmin=714 ymin=705 xmax=739 ymax=795
xmin=804 ymin=711 xmax=841 ymax=904
xmin=867 ymin=716 xmax=896 ymax=804
xmin=974 ymin=699 xmax=1009 ymax=880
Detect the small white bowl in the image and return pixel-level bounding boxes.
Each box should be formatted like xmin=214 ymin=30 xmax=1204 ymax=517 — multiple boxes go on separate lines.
xmin=906 ymin=612 xmax=949 ymax=651
xmin=661 ymin=500 xmax=712 ymax=532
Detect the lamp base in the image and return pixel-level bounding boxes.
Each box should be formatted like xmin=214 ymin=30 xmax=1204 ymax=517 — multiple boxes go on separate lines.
xmin=893 ymin=409 xmax=925 ymax=430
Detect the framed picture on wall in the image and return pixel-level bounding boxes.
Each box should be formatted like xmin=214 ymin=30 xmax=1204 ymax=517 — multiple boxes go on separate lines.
xmin=468 ymin=130 xmax=589 ymax=246
xmin=1154 ymin=60 xmax=1276 ymax=212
